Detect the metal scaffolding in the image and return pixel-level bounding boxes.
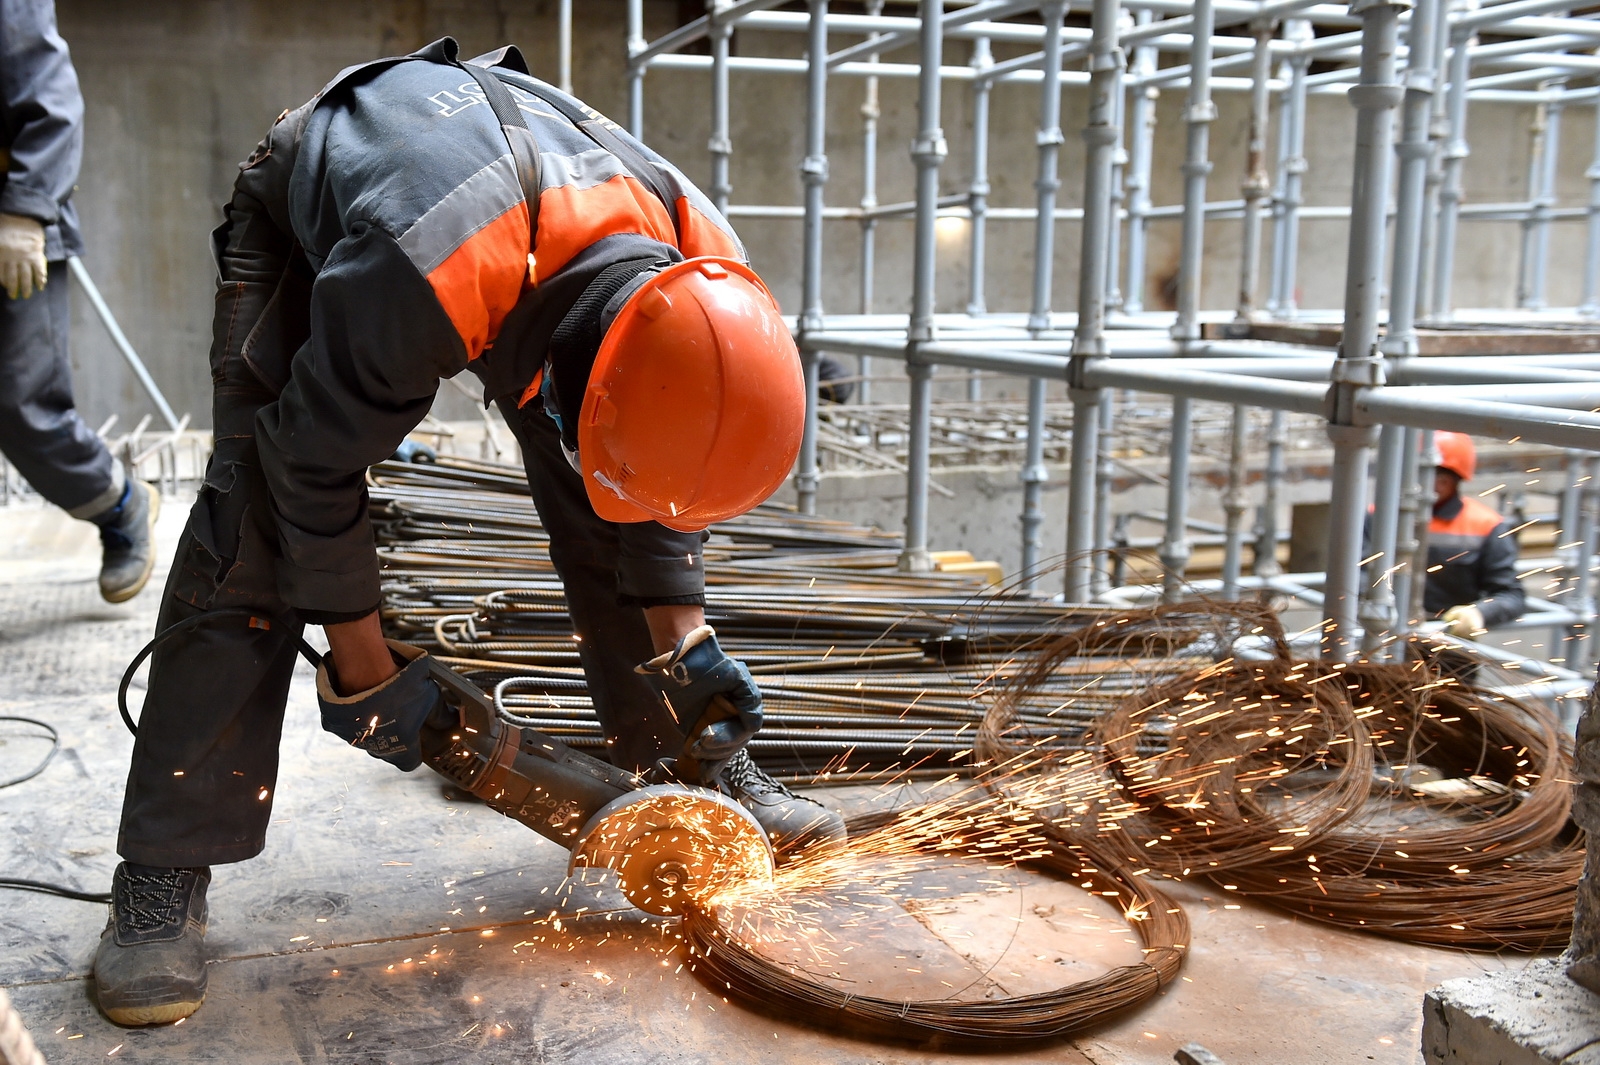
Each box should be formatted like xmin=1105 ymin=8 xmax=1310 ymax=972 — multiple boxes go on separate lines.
xmin=625 ymin=0 xmax=1600 ymax=681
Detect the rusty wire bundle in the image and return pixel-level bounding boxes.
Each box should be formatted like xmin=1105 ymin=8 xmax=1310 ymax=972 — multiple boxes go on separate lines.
xmin=681 ymin=806 xmax=1189 ymax=1049
xmin=982 ymin=609 xmax=1582 ymax=952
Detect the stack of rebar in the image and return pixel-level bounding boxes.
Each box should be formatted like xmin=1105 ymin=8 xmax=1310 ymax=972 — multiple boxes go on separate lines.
xmin=371 ymin=456 xmax=1204 ymax=781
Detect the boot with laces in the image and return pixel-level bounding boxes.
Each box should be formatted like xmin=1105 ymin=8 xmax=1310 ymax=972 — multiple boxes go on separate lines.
xmin=93 ymin=480 xmax=160 ymax=604
xmin=92 ymin=863 xmax=210 ymax=1026
xmin=719 ymin=749 xmax=848 ymax=860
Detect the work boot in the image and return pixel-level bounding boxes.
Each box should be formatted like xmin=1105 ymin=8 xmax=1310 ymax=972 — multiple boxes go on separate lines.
xmin=719 ymin=749 xmax=848 ymax=861
xmin=93 ymin=863 xmax=210 ymax=1026
xmin=93 ymin=479 xmax=160 ymax=603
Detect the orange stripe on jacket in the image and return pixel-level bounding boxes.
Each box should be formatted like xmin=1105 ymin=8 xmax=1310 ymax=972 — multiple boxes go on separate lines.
xmin=675 ymin=198 xmax=741 ymax=259
xmin=1430 ymin=495 xmax=1503 ymax=538
xmin=533 ymin=174 xmax=677 ymax=284
xmin=427 ymin=204 xmax=532 ymax=360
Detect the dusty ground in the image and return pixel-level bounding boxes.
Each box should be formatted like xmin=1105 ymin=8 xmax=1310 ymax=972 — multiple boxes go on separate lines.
xmin=0 ymin=496 xmax=1540 ymax=1064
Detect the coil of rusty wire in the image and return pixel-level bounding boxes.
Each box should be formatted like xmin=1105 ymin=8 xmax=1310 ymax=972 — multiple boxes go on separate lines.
xmin=681 ymin=808 xmax=1189 ymax=1049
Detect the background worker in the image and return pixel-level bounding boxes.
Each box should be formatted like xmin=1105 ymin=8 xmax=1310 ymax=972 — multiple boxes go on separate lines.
xmin=0 ymin=0 xmax=157 ymax=602
xmin=1426 ymin=431 xmax=1525 ymax=637
xmin=93 ymin=39 xmax=844 ymax=1028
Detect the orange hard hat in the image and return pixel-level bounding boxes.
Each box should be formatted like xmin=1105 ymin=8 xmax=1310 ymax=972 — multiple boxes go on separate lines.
xmin=576 ymin=257 xmax=803 ymax=533
xmin=1434 ymin=431 xmax=1476 ymax=481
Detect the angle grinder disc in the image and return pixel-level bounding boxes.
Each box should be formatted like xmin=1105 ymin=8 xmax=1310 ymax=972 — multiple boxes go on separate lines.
xmin=568 ymin=785 xmax=774 ymax=917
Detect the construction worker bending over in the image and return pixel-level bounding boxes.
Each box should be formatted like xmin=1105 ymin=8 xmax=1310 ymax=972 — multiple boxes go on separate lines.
xmin=94 ymin=39 xmax=845 ymax=1027
xmin=0 ymin=0 xmax=157 ymax=601
xmin=1426 ymin=431 xmax=1525 ymax=637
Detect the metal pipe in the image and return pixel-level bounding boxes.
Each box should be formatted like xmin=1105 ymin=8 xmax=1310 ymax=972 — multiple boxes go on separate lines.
xmin=1221 ymin=404 xmax=1249 ymax=599
xmin=1235 ymin=19 xmax=1276 ymax=323
xmin=709 ymin=1 xmax=734 ymax=218
xmin=1171 ymin=0 xmax=1215 ymax=344
xmin=1105 ymin=35 xmax=1127 ymax=313
xmin=1568 ymin=456 xmax=1600 ymax=672
xmin=1092 ymin=388 xmax=1116 ymax=595
xmin=1582 ymin=96 xmax=1600 ymax=317
xmin=560 ymin=0 xmax=572 ymax=94
xmin=1391 ymin=425 xmax=1425 ymax=632
xmin=1322 ymin=0 xmax=1405 ymax=661
xmin=1528 ymin=80 xmax=1565 ymax=309
xmin=859 ymin=0 xmax=884 ymax=400
xmin=1122 ymin=13 xmax=1159 ymax=314
xmin=795 ymin=0 xmax=829 ymax=515
xmin=1020 ymin=1 xmax=1068 ymax=589
xmin=966 ymin=34 xmax=993 ymax=319
xmin=1429 ymin=18 xmax=1472 ymax=320
xmin=1414 ymin=0 xmax=1453 ymax=320
xmin=1160 ymin=397 xmax=1195 ymax=601
xmin=68 ymin=256 xmax=180 ymax=432
xmin=1254 ymin=408 xmax=1287 ymax=576
xmin=1065 ymin=0 xmax=1122 ymax=603
xmin=628 ymin=0 xmax=646 ymax=137
xmin=1356 ymin=391 xmax=1600 ymax=450
xmin=900 ymin=0 xmax=946 ymax=574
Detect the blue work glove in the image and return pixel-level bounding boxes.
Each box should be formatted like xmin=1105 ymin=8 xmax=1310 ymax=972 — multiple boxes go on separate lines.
xmin=635 ymin=625 xmax=763 ymax=778
xmin=315 ymin=640 xmax=444 ymax=772
xmin=392 ymin=439 xmax=437 ymax=463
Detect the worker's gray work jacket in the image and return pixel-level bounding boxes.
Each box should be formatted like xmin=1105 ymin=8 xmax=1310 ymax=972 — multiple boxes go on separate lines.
xmin=0 ymin=0 xmax=84 ymax=260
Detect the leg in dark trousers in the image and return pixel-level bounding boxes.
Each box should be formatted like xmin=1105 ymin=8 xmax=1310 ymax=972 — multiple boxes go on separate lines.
xmin=0 ymin=259 xmax=122 ymax=517
xmin=498 ymin=401 xmax=691 ymax=775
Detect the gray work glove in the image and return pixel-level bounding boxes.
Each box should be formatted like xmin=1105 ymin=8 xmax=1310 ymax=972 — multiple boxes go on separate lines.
xmin=636 ymin=625 xmax=763 ymax=781
xmin=315 ymin=640 xmax=446 ymax=772
xmin=0 ymin=213 xmax=46 ymax=300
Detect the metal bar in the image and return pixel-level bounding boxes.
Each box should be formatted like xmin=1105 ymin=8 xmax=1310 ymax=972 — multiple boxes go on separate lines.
xmin=1171 ymin=0 xmax=1215 ymax=344
xmin=1568 ymin=455 xmax=1600 ymax=671
xmin=859 ymin=0 xmax=884 ymax=400
xmin=1092 ymin=389 xmax=1116 ymax=595
xmin=1234 ymin=19 xmax=1276 ymax=323
xmin=1428 ymin=17 xmax=1472 ymax=320
xmin=1221 ymin=404 xmax=1249 ymax=599
xmin=1254 ymin=409 xmax=1288 ymax=576
xmin=900 ymin=0 xmax=946 ymax=574
xmin=1582 ymin=96 xmax=1600 ymax=317
xmin=966 ymin=34 xmax=992 ymax=318
xmin=709 ymin=1 xmax=734 ymax=217
xmin=558 ymin=0 xmax=573 ymax=94
xmin=1322 ymin=0 xmax=1406 ymax=661
xmin=628 ymin=0 xmax=645 ymax=137
xmin=67 ymin=256 xmax=180 ymax=432
xmin=1123 ymin=13 xmax=1159 ymax=314
xmin=795 ymin=0 xmax=829 ymax=516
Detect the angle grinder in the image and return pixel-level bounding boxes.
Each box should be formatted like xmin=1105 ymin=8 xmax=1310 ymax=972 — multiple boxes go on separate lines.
xmin=419 ymin=657 xmax=773 ymax=916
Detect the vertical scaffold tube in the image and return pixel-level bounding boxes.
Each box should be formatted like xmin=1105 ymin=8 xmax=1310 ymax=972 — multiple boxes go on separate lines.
xmin=1581 ymin=96 xmax=1600 ymax=317
xmin=1254 ymin=408 xmax=1287 ymax=575
xmin=1021 ymin=1 xmax=1068 ymax=589
xmin=1365 ymin=0 xmax=1439 ymax=654
xmin=1267 ymin=18 xmax=1311 ymax=316
xmin=1222 ymin=405 xmax=1249 ymax=599
xmin=1522 ymin=80 xmax=1565 ymax=311
xmin=1414 ymin=0 xmax=1453 ymax=320
xmin=1161 ymin=0 xmax=1213 ymax=603
xmin=1391 ymin=425 xmax=1425 ymax=631
xmin=1122 ymin=13 xmax=1157 ymax=315
xmin=559 ymin=0 xmax=573 ymax=94
xmin=901 ymin=0 xmax=946 ymax=574
xmin=709 ymin=1 xmax=733 ymax=218
xmin=1065 ymin=0 xmax=1122 ymax=603
xmin=1430 ymin=19 xmax=1472 ymax=320
xmin=1324 ymin=0 xmax=1408 ymax=661
xmin=628 ymin=0 xmax=646 ymax=138
xmin=795 ymin=0 xmax=830 ymax=516
xmin=1093 ymin=390 xmax=1116 ymax=595
xmin=1235 ymin=20 xmax=1276 ymax=323
xmin=859 ymin=0 xmax=884 ymax=398
xmin=1570 ymin=457 xmax=1600 ymax=673
xmin=967 ymin=33 xmax=993 ymax=401
xmin=1105 ymin=41 xmax=1127 ymax=313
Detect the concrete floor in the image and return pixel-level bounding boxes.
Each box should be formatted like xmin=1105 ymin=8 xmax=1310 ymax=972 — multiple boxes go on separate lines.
xmin=0 ymin=496 xmax=1551 ymax=1065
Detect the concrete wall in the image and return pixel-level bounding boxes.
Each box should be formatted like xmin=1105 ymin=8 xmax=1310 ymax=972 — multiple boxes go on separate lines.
xmin=54 ymin=1 xmax=1584 ymax=432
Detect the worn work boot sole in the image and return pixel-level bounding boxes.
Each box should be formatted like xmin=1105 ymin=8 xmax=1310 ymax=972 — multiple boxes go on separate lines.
xmin=720 ymin=749 xmax=849 ymax=861
xmin=98 ymin=481 xmax=160 ymax=604
xmin=93 ymin=864 xmax=210 ymax=1027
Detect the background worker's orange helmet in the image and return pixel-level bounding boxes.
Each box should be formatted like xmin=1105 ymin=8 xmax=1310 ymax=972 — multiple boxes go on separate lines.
xmin=1434 ymin=431 xmax=1477 ymax=481
xmin=576 ymin=257 xmax=804 ymax=533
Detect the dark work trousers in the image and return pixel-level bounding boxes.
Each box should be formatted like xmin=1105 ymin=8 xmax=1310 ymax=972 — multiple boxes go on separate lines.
xmin=496 ymin=400 xmax=694 ymax=775
xmin=0 ymin=259 xmax=122 ymax=518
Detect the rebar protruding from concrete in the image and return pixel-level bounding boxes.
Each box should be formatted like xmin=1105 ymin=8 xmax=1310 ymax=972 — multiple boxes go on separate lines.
xmin=0 ymin=988 xmax=45 ymax=1065
xmin=1323 ymin=0 xmax=1409 ymax=661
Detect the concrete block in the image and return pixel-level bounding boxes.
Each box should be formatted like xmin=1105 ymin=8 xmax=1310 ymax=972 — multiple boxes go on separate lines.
xmin=1423 ymin=958 xmax=1600 ymax=1064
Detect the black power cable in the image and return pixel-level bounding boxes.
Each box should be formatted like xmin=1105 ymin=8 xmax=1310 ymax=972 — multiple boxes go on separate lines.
xmin=2 ymin=610 xmax=320 ymax=904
